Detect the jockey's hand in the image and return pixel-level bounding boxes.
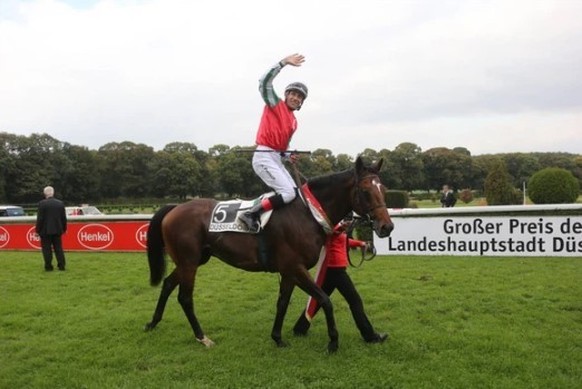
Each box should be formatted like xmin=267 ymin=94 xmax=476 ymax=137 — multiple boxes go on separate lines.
xmin=289 ymin=153 xmax=299 ymax=164
xmin=282 ymin=53 xmax=305 ymax=67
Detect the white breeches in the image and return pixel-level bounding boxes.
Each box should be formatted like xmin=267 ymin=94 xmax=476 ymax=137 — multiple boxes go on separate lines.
xmin=252 ymin=145 xmax=297 ymax=203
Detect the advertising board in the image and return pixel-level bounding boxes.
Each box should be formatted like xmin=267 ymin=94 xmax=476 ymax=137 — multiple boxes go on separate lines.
xmin=375 ymin=208 xmax=582 ymax=257
xmin=0 ymin=220 xmax=149 ymax=252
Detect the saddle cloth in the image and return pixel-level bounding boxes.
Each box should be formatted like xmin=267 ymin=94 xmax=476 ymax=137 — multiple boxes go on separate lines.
xmin=208 ymin=193 xmax=274 ymax=233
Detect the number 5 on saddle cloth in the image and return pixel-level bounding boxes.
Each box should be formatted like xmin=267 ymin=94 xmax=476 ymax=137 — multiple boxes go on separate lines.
xmin=209 ymin=194 xmax=275 ymax=234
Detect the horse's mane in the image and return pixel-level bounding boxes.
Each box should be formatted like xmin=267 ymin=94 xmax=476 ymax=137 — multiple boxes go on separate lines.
xmin=307 ymin=160 xmax=381 ymax=191
xmin=307 ymin=168 xmax=354 ymax=191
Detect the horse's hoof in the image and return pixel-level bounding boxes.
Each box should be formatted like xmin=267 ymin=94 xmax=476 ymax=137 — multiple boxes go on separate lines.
xmin=365 ymin=332 xmax=389 ymax=344
xmin=327 ymin=341 xmax=339 ymax=353
xmin=196 ymin=336 xmax=215 ymax=348
xmin=272 ymin=337 xmax=288 ymax=348
xmin=144 ymin=322 xmax=156 ymax=332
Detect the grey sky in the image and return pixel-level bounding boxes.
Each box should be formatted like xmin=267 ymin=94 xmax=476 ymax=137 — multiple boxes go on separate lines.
xmin=1 ymin=0 xmax=581 ymax=156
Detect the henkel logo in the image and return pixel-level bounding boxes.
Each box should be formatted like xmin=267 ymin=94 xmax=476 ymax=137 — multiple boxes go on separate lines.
xmin=26 ymin=227 xmax=41 ymax=249
xmin=77 ymin=224 xmax=114 ymax=250
xmin=135 ymin=223 xmax=149 ymax=249
xmin=0 ymin=226 xmax=10 ymax=248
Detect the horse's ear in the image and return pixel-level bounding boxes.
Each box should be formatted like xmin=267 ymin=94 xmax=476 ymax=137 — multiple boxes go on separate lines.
xmin=372 ymin=158 xmax=384 ymax=173
xmin=355 ymin=156 xmax=364 ymax=174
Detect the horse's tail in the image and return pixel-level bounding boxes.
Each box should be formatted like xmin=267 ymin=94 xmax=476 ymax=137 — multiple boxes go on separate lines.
xmin=147 ymin=205 xmax=177 ymax=286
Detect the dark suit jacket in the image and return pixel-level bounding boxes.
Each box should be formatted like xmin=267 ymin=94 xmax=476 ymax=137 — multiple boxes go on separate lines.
xmin=440 ymin=191 xmax=456 ymax=208
xmin=36 ymin=197 xmax=67 ymax=236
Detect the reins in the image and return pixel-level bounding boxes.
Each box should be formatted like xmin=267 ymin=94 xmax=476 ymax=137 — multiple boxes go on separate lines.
xmin=345 ymin=215 xmax=377 ymax=268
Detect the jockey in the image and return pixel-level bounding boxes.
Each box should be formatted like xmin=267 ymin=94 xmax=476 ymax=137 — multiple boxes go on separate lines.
xmin=239 ymin=53 xmax=308 ymax=232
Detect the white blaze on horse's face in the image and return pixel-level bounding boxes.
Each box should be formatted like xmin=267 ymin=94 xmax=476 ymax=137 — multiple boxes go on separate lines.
xmin=373 ymin=179 xmax=383 ymax=196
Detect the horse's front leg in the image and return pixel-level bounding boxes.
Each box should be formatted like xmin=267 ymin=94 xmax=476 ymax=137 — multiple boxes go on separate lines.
xmin=295 ymin=270 xmax=339 ymax=353
xmin=271 ymin=276 xmax=295 ymax=348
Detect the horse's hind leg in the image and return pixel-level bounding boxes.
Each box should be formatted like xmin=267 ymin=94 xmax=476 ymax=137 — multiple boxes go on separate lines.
xmin=271 ymin=276 xmax=295 ymax=348
xmin=145 ymin=269 xmax=179 ymax=331
xmin=177 ymin=266 xmax=214 ymax=347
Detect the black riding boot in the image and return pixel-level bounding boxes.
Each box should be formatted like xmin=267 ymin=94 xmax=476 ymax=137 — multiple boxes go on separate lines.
xmin=239 ymin=202 xmax=264 ymax=232
xmin=239 ymin=194 xmax=286 ymax=233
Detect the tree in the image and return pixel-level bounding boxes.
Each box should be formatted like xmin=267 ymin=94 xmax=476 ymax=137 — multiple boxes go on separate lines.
xmin=215 ymin=147 xmax=264 ymax=198
xmin=152 ymin=150 xmax=201 ymax=199
xmin=97 ymin=142 xmax=156 ymax=198
xmin=2 ymin=133 xmax=63 ymax=203
xmin=334 ymin=153 xmax=353 ymax=171
xmin=309 ymin=149 xmax=335 ymax=177
xmin=358 ymin=148 xmax=378 ymax=164
xmin=389 ymin=142 xmax=424 ymax=191
xmin=497 ymin=153 xmax=540 ymax=187
xmin=422 ymin=147 xmax=474 ymax=191
xmin=484 ymin=159 xmax=518 ymax=205
xmin=163 ymin=142 xmax=198 ymax=154
xmin=60 ymin=145 xmax=100 ymax=203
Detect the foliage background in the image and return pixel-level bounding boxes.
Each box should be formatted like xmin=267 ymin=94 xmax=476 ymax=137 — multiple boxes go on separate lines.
xmin=1 ymin=132 xmax=581 ymax=205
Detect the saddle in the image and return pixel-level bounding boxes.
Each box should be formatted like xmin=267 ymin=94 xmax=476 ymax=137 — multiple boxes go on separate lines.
xmin=209 ymin=185 xmax=333 ymax=235
xmin=208 ymin=194 xmax=274 ymax=234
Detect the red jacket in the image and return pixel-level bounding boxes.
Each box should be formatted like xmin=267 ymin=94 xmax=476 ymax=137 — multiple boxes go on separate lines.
xmin=255 ymin=100 xmax=297 ymax=151
xmin=326 ymin=230 xmax=366 ymax=268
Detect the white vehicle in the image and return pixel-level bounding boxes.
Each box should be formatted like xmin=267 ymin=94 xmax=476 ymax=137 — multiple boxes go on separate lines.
xmin=65 ymin=205 xmax=103 ymax=216
xmin=0 ymin=205 xmax=26 ymax=217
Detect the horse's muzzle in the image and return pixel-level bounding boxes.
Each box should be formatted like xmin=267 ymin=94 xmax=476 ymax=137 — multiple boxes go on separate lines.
xmin=374 ymin=221 xmax=394 ymax=238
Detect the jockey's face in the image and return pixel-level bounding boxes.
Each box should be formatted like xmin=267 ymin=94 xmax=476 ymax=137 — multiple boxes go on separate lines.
xmin=285 ymin=90 xmax=305 ymax=111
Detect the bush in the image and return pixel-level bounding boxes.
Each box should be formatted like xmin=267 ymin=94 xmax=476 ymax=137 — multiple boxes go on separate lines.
xmin=484 ymin=160 xmax=516 ymax=205
xmin=385 ymin=190 xmax=409 ymax=208
xmin=458 ymin=189 xmax=474 ymax=204
xmin=528 ymin=168 xmax=580 ymax=204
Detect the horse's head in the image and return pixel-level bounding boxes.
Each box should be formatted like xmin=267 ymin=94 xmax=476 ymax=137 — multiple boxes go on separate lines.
xmin=352 ymin=156 xmax=394 ymax=238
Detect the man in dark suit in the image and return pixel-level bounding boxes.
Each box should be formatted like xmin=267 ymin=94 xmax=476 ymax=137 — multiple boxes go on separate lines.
xmin=440 ymin=185 xmax=456 ymax=208
xmin=36 ymin=186 xmax=67 ymax=271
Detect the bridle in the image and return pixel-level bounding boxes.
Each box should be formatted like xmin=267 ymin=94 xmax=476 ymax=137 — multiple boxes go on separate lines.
xmin=353 ymin=173 xmax=387 ymax=220
xmin=344 ymin=215 xmax=378 ymax=268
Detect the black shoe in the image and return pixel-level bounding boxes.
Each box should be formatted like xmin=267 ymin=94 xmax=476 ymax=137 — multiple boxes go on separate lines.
xmin=45 ymin=266 xmax=54 ymax=272
xmin=239 ymin=211 xmax=260 ymax=232
xmin=293 ymin=325 xmax=310 ymax=336
xmin=58 ymin=266 xmax=66 ymax=271
xmin=365 ymin=332 xmax=388 ymax=344
xmin=293 ymin=317 xmax=311 ymax=336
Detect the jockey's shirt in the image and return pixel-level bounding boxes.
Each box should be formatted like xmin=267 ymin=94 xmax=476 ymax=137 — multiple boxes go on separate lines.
xmin=255 ymin=62 xmax=297 ymax=151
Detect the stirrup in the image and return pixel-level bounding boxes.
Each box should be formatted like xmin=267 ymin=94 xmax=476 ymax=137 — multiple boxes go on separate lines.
xmin=239 ymin=211 xmax=260 ymax=232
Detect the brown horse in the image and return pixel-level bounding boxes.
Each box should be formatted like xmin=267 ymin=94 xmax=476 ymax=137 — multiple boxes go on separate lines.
xmin=145 ymin=156 xmax=393 ymax=352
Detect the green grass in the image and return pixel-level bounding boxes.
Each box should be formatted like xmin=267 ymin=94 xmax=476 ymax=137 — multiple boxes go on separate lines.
xmin=1 ymin=252 xmax=581 ymax=388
